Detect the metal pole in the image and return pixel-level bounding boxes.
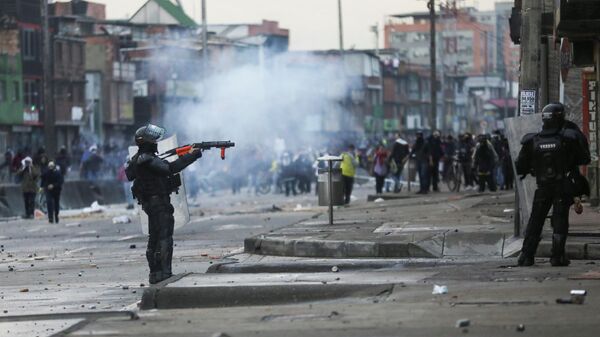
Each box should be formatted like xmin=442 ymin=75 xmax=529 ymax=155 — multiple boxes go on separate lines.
xmin=42 ymin=0 xmax=56 ymax=158
xmin=328 ymin=160 xmax=334 ymax=225
xmin=338 ymin=0 xmax=344 ymax=51
xmin=201 ymin=0 xmax=208 ymax=74
xmin=428 ymin=0 xmax=437 ymax=130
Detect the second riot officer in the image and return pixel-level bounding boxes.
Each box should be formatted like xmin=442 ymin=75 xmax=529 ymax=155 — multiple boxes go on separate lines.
xmin=515 ymin=103 xmax=591 ymax=267
xmin=126 ymin=124 xmax=202 ymax=284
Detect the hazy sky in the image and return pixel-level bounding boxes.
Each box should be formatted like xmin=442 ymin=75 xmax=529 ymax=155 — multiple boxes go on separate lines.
xmin=84 ymin=0 xmax=502 ymax=50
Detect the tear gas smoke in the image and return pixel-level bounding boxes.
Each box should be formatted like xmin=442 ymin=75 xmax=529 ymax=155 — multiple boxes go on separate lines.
xmin=158 ymin=51 xmax=358 ymax=153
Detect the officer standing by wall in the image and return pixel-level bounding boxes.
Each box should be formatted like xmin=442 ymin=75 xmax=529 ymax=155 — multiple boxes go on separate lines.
xmin=126 ymin=124 xmax=202 ymax=284
xmin=516 ymin=103 xmax=591 ymax=267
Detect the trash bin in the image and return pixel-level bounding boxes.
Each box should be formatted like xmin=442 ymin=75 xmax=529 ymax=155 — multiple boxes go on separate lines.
xmin=317 ymin=168 xmax=344 ymax=206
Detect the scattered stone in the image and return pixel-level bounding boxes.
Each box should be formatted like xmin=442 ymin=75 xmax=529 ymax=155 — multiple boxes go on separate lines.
xmin=456 ymin=319 xmax=470 ymax=328
xmin=432 ymin=284 xmax=448 ymax=295
xmin=374 ymin=198 xmax=385 ymax=203
xmin=89 ymin=305 xmax=97 ymax=309
xmin=331 ymin=266 xmax=339 ymax=272
xmin=129 ymin=244 xmax=136 ymax=249
xmin=112 ymin=216 xmax=132 ymax=224
xmin=516 ymin=324 xmax=525 ymax=332
xmin=3 ymin=310 xmax=7 ymax=314
xmin=122 ymin=286 xmax=129 ymax=290
xmin=140 ymin=283 xmax=145 ymax=287
xmin=8 ymin=266 xmax=14 ymax=272
xmin=78 ymin=273 xmax=83 ymax=277
xmin=19 ymin=288 xmax=29 ymax=293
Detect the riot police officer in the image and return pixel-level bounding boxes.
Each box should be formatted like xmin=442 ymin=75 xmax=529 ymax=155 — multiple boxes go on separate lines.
xmin=126 ymin=124 xmax=202 ymax=284
xmin=516 ymin=103 xmax=590 ymax=267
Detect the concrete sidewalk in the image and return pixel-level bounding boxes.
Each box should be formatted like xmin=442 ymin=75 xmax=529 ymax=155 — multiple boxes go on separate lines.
xmin=244 ymin=191 xmax=600 ymax=260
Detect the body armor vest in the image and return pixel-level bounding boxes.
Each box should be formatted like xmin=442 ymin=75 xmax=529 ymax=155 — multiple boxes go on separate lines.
xmin=532 ymin=133 xmax=566 ymax=185
xmin=128 ymin=153 xmax=170 ymax=201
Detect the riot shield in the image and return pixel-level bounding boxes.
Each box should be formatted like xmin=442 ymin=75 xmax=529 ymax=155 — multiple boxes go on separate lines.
xmin=504 ymin=114 xmax=542 ymax=233
xmin=128 ymin=135 xmax=191 ymax=235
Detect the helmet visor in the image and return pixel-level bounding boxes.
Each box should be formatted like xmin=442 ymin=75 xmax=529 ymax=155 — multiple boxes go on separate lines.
xmin=146 ymin=124 xmax=165 ymax=141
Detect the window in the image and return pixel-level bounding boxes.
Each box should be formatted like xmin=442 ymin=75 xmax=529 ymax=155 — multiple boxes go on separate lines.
xmin=55 ymin=41 xmax=62 ymax=62
xmin=21 ymin=30 xmax=40 ymax=60
xmin=13 ymin=81 xmax=19 ymax=101
xmin=0 ymin=80 xmax=5 ymax=102
xmin=23 ymin=80 xmax=40 ymax=107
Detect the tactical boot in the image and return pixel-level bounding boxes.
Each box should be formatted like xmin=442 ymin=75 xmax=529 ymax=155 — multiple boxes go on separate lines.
xmin=517 ymin=236 xmax=540 ymax=267
xmin=149 ymin=272 xmax=160 ymax=285
xmin=550 ymin=234 xmax=570 ymax=267
xmin=517 ymin=253 xmax=535 ymax=266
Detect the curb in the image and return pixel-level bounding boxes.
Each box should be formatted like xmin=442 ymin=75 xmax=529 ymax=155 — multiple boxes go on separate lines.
xmin=206 ymin=260 xmax=405 ymax=274
xmin=245 ymin=234 xmax=600 ymax=260
xmin=140 ymin=283 xmax=395 ymax=310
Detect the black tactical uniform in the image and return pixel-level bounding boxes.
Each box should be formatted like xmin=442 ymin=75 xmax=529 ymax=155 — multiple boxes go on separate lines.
xmin=516 ymin=103 xmax=590 ymax=267
xmin=126 ymin=124 xmax=201 ymax=284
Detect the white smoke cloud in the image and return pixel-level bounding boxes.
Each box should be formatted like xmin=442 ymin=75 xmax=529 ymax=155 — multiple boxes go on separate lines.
xmin=159 ymin=51 xmax=358 ymax=152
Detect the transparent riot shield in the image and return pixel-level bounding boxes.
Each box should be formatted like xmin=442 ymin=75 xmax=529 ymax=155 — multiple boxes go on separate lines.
xmin=128 ymin=135 xmax=191 ymax=235
xmin=504 ymin=114 xmax=542 ymax=233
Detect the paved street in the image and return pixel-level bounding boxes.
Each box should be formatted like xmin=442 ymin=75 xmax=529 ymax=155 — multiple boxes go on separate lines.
xmin=1 ymin=185 xmax=600 ymax=336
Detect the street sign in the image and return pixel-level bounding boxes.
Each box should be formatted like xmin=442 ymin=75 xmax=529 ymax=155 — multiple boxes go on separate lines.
xmin=519 ymin=89 xmax=537 ymax=115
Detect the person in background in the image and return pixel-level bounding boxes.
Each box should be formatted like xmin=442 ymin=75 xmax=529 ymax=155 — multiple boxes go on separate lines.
xmin=55 ymin=146 xmax=71 ymax=178
xmin=372 ymin=144 xmax=389 ymax=195
xmin=458 ymin=133 xmax=475 ymax=191
xmin=11 ymin=150 xmax=25 ymax=183
xmin=442 ymin=135 xmax=457 ymax=180
xmin=472 ymin=134 xmax=498 ymax=193
xmin=491 ymin=131 xmax=505 ymax=189
xmin=411 ymin=131 xmax=431 ymax=194
xmin=340 ymin=144 xmax=358 ymax=204
xmin=82 ymin=146 xmax=104 ymax=181
xmin=280 ymin=152 xmax=297 ymax=197
xmin=41 ymin=161 xmax=63 ymax=223
xmin=427 ymin=130 xmax=444 ymax=192
xmin=389 ymin=135 xmax=410 ymax=193
xmin=16 ymin=157 xmax=39 ymax=219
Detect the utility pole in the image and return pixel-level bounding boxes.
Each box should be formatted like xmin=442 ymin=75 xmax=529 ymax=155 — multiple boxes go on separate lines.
xmin=428 ymin=0 xmax=437 ymax=130
xmin=338 ymin=0 xmax=344 ymax=51
xmin=201 ymin=0 xmax=208 ymax=74
xmin=41 ymin=0 xmax=56 ymax=157
xmin=518 ymin=0 xmax=542 ymax=115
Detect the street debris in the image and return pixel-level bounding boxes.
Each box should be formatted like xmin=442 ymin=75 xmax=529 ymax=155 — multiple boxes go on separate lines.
xmin=83 ymin=201 xmax=106 ymax=214
xmin=432 ymin=284 xmax=448 ymax=295
xmin=19 ymin=288 xmax=29 ymax=293
xmin=503 ymin=209 xmax=514 ymax=213
xmin=211 ymin=333 xmax=231 ymax=337
xmin=331 ymin=266 xmax=339 ymax=272
xmin=122 ymin=285 xmax=129 ymax=290
xmin=271 ymin=205 xmax=283 ymax=212
xmin=557 ymin=289 xmax=587 ymax=304
xmin=456 ymin=319 xmax=470 ymax=328
xmin=129 ymin=244 xmax=137 ymax=249
xmin=112 ymin=216 xmax=132 ymax=224
xmin=374 ymin=198 xmax=385 ymax=203
xmin=516 ymin=324 xmax=525 ymax=332
xmin=65 ymin=222 xmax=81 ymax=227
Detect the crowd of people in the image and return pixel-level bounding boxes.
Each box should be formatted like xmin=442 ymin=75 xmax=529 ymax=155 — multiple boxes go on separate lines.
xmin=0 ymin=139 xmax=132 ymax=219
xmin=351 ymin=130 xmax=514 ymax=196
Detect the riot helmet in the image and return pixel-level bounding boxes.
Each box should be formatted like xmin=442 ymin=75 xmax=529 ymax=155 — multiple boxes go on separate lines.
xmin=541 ymin=102 xmax=565 ymax=130
xmin=135 ymin=124 xmax=165 ymax=146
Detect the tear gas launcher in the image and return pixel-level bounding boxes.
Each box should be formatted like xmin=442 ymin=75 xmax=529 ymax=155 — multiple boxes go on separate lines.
xmin=159 ymin=141 xmax=235 ymax=160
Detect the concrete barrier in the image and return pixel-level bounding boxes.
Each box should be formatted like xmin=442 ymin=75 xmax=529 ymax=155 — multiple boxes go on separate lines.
xmin=0 ymin=180 xmax=126 ymax=218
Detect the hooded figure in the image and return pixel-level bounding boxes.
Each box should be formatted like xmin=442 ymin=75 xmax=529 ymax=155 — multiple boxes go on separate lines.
xmin=41 ymin=161 xmax=64 ymax=223
xmin=16 ymin=157 xmax=40 ymax=219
